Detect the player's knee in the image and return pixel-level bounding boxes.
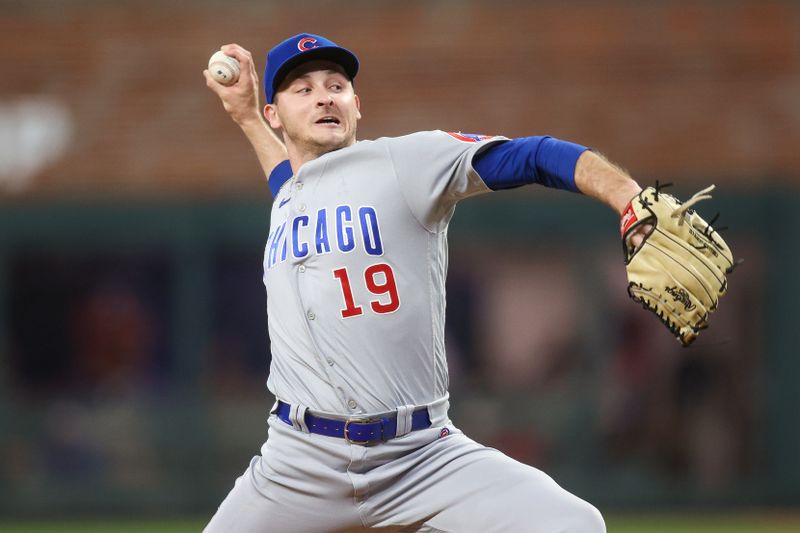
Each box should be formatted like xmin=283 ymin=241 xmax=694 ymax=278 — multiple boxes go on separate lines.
xmin=561 ymin=500 xmax=605 ymax=533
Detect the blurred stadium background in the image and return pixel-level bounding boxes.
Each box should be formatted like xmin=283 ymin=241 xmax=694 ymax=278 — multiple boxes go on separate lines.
xmin=1 ymin=0 xmax=799 ymax=530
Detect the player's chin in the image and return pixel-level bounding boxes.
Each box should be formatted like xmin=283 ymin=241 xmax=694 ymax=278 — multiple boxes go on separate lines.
xmin=313 ymin=129 xmax=353 ymax=149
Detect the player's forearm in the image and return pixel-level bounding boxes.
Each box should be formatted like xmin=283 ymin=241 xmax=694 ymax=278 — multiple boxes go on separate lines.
xmin=574 ymin=150 xmax=641 ymax=215
xmin=238 ymin=116 xmax=289 ymax=181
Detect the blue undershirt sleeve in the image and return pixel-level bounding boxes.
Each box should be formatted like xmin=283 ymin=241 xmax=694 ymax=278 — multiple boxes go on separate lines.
xmin=472 ymin=136 xmax=589 ymax=193
xmin=268 ymin=160 xmax=293 ymax=197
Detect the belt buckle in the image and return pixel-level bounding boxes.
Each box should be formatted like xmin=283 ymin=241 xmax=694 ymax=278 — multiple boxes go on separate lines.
xmin=344 ymin=417 xmax=383 ymax=445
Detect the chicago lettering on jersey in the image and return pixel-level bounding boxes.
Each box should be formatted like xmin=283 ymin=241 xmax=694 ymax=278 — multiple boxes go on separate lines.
xmin=266 ymin=205 xmax=384 ymax=269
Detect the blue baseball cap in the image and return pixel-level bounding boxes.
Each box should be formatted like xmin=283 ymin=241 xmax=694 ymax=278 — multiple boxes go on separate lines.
xmin=264 ymin=33 xmax=359 ymax=104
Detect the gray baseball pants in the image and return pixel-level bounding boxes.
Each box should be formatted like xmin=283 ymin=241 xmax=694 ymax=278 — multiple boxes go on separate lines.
xmin=204 ymin=415 xmax=605 ymax=532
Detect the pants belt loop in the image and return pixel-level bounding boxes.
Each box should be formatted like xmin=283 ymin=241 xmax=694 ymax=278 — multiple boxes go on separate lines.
xmin=425 ymin=395 xmax=450 ymax=426
xmin=289 ymin=403 xmax=310 ymax=433
xmin=395 ymin=405 xmax=415 ymax=437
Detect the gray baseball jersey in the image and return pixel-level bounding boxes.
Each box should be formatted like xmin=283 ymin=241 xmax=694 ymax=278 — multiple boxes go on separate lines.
xmin=205 ymin=130 xmax=605 ymax=533
xmin=262 ymin=130 xmax=504 ymax=415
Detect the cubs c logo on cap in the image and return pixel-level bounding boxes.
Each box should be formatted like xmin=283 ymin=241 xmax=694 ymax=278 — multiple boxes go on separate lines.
xmin=297 ymin=37 xmax=319 ymax=51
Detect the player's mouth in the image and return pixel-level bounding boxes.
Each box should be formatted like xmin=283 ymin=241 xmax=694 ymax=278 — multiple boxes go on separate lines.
xmin=315 ymin=116 xmax=341 ymax=127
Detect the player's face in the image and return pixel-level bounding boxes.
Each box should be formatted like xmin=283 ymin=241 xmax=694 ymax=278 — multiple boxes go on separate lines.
xmin=266 ymin=60 xmax=361 ymax=159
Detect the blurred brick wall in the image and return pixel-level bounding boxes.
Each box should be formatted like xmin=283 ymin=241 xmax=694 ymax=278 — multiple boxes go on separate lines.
xmin=2 ymin=0 xmax=799 ymax=198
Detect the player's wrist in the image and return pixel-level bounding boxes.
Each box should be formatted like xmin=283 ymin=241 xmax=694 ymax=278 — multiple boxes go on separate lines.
xmin=236 ymin=113 xmax=269 ymax=133
xmin=613 ymin=182 xmax=642 ymax=216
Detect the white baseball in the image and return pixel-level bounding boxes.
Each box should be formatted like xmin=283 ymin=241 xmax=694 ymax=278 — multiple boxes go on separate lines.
xmin=208 ymin=51 xmax=241 ymax=86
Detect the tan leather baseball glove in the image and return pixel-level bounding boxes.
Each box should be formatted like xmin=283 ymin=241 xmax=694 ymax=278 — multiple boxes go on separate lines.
xmin=621 ymin=183 xmax=737 ymax=346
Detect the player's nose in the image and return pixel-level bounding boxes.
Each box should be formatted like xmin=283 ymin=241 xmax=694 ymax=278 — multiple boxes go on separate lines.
xmin=316 ymin=93 xmax=335 ymax=107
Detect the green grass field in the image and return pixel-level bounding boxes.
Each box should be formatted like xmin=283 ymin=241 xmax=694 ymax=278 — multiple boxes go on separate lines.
xmin=1 ymin=513 xmax=799 ymax=533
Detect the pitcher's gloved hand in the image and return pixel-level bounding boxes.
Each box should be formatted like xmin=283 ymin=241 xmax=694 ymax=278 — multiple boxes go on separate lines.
xmin=620 ymin=183 xmax=738 ymax=346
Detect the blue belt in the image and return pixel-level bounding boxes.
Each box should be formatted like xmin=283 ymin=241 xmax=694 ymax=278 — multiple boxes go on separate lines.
xmin=276 ymin=401 xmax=432 ymax=444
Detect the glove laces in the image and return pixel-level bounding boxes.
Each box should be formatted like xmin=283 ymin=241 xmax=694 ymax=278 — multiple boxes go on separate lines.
xmin=671 ymin=184 xmax=715 ymax=225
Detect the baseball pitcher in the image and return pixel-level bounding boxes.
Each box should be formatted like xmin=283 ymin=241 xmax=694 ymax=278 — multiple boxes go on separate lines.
xmin=202 ymin=33 xmax=734 ymax=532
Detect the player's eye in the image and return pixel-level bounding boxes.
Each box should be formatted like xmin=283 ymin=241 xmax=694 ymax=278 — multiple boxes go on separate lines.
xmin=330 ymin=83 xmax=342 ymax=91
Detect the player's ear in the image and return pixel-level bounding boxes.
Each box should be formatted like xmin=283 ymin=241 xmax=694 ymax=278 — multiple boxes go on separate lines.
xmin=354 ymin=94 xmax=361 ymax=120
xmin=264 ymin=103 xmax=281 ymax=129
